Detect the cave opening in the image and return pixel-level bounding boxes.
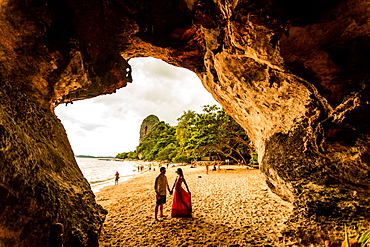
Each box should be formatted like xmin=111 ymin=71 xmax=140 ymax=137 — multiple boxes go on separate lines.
xmin=54 ymin=57 xmax=219 ymax=191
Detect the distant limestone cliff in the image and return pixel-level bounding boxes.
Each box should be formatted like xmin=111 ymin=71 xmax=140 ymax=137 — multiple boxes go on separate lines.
xmin=139 ymin=115 xmax=160 ymax=143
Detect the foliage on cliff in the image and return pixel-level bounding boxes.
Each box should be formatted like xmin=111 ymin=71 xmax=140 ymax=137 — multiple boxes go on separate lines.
xmin=137 ymin=121 xmax=177 ymax=161
xmin=116 ymin=105 xmax=253 ymax=164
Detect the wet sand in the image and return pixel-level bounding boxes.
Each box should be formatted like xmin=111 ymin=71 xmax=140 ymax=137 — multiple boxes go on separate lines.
xmin=96 ymin=165 xmax=293 ymax=246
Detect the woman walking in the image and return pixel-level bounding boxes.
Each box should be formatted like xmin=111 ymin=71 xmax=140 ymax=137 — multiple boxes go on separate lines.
xmin=171 ymin=168 xmax=192 ymax=217
xmin=115 ymin=171 xmax=120 ymax=185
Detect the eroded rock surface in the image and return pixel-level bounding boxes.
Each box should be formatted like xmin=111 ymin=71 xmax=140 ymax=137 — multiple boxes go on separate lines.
xmin=1 ymin=0 xmax=369 ymax=246
xmin=139 ymin=114 xmax=160 ymax=143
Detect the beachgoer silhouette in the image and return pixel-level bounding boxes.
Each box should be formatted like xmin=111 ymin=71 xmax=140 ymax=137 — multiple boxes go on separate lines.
xmin=171 ymin=168 xmax=192 ymax=218
xmin=115 ymin=171 xmax=120 ymax=185
xmin=154 ymin=167 xmax=172 ymax=221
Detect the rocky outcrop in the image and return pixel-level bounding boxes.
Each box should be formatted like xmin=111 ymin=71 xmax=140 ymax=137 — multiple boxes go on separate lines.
xmin=139 ymin=115 xmax=160 ymax=143
xmin=1 ymin=0 xmax=369 ymax=246
xmin=196 ymin=1 xmax=370 ymax=243
xmin=197 ymin=0 xmax=370 ymax=243
xmin=0 ymin=0 xmax=130 ymax=246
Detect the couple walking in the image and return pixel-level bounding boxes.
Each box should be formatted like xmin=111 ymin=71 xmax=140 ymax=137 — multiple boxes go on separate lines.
xmin=154 ymin=167 xmax=192 ymax=221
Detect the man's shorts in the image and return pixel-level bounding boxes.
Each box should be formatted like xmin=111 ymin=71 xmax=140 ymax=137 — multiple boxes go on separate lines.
xmin=156 ymin=195 xmax=166 ymax=205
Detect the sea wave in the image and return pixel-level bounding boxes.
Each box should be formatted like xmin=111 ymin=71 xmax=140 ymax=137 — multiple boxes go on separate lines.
xmin=76 ymin=157 xmax=143 ymax=193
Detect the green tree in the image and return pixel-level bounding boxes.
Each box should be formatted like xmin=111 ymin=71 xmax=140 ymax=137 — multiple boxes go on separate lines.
xmin=249 ymin=152 xmax=259 ymax=167
xmin=156 ymin=143 xmax=177 ymax=161
xmin=176 ymin=110 xmax=196 ymax=147
xmin=116 ymin=151 xmax=138 ymax=159
xmin=117 ymin=105 xmax=254 ymax=165
xmin=116 ymin=152 xmax=127 ymax=159
xmin=127 ymin=151 xmax=138 ymax=159
xmin=136 ymin=121 xmax=177 ymax=160
xmin=173 ymin=153 xmax=191 ymax=163
xmin=182 ymin=105 xmax=252 ymax=164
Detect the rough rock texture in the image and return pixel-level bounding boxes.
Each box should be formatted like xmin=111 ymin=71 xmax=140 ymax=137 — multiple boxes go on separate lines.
xmin=195 ymin=1 xmax=370 ymax=243
xmin=1 ymin=0 xmax=369 ymax=246
xmin=139 ymin=114 xmax=160 ymax=143
xmin=0 ymin=0 xmax=131 ymax=246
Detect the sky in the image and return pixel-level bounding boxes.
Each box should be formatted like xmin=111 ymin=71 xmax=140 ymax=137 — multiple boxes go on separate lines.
xmin=55 ymin=57 xmax=220 ymax=157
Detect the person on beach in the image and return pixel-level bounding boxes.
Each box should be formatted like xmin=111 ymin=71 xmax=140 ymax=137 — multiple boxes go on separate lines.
xmin=115 ymin=171 xmax=119 ymax=185
xmin=171 ymin=168 xmax=192 ymax=218
xmin=154 ymin=167 xmax=172 ymax=221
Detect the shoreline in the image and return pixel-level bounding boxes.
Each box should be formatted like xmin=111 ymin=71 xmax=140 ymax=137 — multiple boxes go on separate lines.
xmin=91 ymin=168 xmax=151 ymax=193
xmin=96 ymin=165 xmax=293 ymax=246
xmin=78 ymin=158 xmax=155 ymax=193
xmin=90 ymin=161 xmax=185 ymax=193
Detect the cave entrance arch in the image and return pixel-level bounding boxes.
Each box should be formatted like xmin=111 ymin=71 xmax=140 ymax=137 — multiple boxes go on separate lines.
xmin=55 ymin=57 xmax=220 ymax=190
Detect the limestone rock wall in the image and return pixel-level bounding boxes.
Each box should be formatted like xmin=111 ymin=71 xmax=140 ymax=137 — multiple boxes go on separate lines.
xmin=0 ymin=89 xmax=106 ymax=246
xmin=139 ymin=115 xmax=160 ymax=143
xmin=196 ymin=0 xmax=370 ymax=242
xmin=1 ymin=0 xmax=369 ymax=246
xmin=0 ymin=0 xmax=131 ymax=246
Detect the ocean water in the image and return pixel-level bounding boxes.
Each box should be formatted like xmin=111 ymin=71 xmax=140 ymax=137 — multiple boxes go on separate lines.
xmin=76 ymin=157 xmax=142 ymax=193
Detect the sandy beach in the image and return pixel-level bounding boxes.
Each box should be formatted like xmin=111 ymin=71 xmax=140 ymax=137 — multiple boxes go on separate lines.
xmin=96 ymin=165 xmax=293 ymax=247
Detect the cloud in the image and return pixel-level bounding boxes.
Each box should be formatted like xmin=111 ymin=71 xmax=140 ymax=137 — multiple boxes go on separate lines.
xmin=55 ymin=57 xmax=220 ymax=156
xmin=79 ymin=122 xmax=106 ymax=132
xmin=129 ymin=57 xmax=190 ymax=81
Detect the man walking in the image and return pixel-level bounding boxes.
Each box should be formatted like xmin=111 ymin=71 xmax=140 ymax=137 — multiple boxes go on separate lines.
xmin=154 ymin=167 xmax=172 ymax=221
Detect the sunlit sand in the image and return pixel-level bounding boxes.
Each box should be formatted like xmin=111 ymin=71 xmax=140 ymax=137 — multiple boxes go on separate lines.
xmin=96 ymin=165 xmax=293 ymax=246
